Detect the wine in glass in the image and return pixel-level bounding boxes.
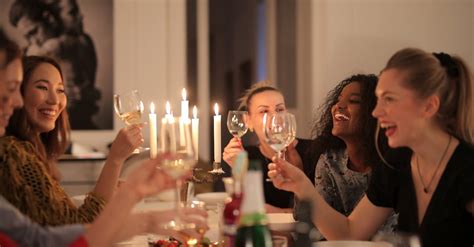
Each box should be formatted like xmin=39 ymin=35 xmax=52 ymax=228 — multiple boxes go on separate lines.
xmin=160 ymin=117 xmax=198 ymax=231
xmin=263 ymin=112 xmax=294 ymax=159
xmin=113 ymin=90 xmax=148 ymax=153
xmin=227 ymin=110 xmax=248 ymax=138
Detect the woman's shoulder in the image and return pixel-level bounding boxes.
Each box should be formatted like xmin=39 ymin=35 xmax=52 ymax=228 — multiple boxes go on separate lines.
xmin=0 ymin=136 xmax=37 ymax=162
xmin=0 ymin=136 xmax=35 ymax=153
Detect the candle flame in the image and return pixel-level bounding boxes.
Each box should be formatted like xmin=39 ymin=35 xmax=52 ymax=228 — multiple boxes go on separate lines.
xmin=214 ymin=103 xmax=219 ymax=115
xmin=165 ymin=101 xmax=171 ymax=114
xmin=182 ymin=88 xmax=187 ymax=101
xmin=193 ymin=106 xmax=198 ymax=119
xmin=150 ymin=102 xmax=155 ymax=113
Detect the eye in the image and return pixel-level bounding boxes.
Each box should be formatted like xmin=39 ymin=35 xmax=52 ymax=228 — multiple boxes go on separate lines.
xmin=57 ymin=88 xmax=66 ymax=94
xmin=36 ymin=85 xmax=48 ymax=91
xmin=349 ymin=99 xmax=361 ymax=104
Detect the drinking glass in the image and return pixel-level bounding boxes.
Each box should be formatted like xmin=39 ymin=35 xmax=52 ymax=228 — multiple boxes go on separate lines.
xmin=113 ymin=90 xmax=148 ymax=153
xmin=281 ymin=113 xmax=296 ymax=160
xmin=263 ymin=112 xmax=294 ymax=159
xmin=159 ymin=117 xmax=198 ymax=231
xmin=373 ymin=232 xmax=421 ymax=247
xmin=227 ymin=110 xmax=248 ymax=138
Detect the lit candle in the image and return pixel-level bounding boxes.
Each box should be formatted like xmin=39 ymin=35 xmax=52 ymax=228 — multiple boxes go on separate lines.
xmin=149 ymin=102 xmax=158 ymax=158
xmin=191 ymin=106 xmax=199 ymax=160
xmin=213 ymin=103 xmax=221 ymax=163
xmin=161 ymin=101 xmax=177 ymax=152
xmin=181 ymin=88 xmax=189 ymax=120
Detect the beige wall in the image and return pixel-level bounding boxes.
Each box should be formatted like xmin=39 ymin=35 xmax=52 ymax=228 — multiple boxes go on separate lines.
xmin=307 ymin=0 xmax=473 ymax=138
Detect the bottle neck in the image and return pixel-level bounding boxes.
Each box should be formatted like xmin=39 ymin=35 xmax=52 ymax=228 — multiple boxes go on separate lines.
xmin=239 ymin=170 xmax=266 ymax=219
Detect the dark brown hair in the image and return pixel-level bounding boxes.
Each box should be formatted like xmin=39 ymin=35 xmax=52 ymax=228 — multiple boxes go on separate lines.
xmin=6 ymin=56 xmax=70 ymax=177
xmin=308 ymin=74 xmax=381 ymax=170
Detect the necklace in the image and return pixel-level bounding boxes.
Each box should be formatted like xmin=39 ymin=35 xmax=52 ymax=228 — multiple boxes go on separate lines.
xmin=416 ymin=135 xmax=452 ymax=194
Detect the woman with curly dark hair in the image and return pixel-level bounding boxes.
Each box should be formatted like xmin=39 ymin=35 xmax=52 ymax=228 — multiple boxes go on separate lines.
xmin=294 ymin=74 xmax=396 ymax=240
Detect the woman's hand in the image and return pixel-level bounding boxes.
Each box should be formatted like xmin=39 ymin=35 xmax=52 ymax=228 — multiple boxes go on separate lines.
xmin=109 ymin=124 xmax=144 ymax=162
xmin=268 ymin=157 xmax=314 ymax=199
xmin=122 ymin=155 xmax=187 ymax=200
xmin=285 ymin=139 xmax=304 ymax=170
xmin=223 ymin=137 xmax=244 ymax=166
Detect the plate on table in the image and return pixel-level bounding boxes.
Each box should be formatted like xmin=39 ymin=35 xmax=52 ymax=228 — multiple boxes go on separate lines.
xmin=195 ymin=192 xmax=228 ymax=204
xmin=267 ymin=213 xmax=296 ymax=232
xmin=313 ymin=241 xmax=392 ymax=247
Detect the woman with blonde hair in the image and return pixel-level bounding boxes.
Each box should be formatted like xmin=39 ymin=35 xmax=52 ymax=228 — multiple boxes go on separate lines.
xmin=269 ymin=48 xmax=474 ymax=246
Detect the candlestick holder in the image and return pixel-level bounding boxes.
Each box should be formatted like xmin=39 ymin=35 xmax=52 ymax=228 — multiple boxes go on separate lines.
xmin=209 ymin=162 xmax=225 ymax=174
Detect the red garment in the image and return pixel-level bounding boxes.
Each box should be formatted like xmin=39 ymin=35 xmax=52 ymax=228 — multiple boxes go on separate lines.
xmin=69 ymin=236 xmax=89 ymax=247
xmin=0 ymin=232 xmax=19 ymax=247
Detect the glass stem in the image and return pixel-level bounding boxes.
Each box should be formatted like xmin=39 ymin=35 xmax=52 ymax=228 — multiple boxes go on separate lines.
xmin=175 ymin=179 xmax=182 ymax=220
xmin=281 ymin=149 xmax=286 ymax=160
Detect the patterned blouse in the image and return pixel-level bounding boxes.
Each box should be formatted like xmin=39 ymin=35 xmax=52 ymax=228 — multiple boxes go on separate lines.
xmin=0 ymin=136 xmax=106 ymax=226
xmin=294 ymin=149 xmax=397 ymax=240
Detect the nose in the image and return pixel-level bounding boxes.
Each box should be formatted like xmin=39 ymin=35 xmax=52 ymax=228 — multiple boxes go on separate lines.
xmin=372 ymin=102 xmax=382 ymax=118
xmin=335 ymin=101 xmax=347 ymax=110
xmin=47 ymin=90 xmax=59 ymax=105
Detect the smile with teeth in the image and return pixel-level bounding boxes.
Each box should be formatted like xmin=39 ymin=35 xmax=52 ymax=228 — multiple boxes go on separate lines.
xmin=334 ymin=113 xmax=350 ymax=121
xmin=39 ymin=109 xmax=57 ymax=117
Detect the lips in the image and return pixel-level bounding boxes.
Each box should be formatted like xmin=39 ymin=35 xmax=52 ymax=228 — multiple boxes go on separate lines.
xmin=380 ymin=122 xmax=397 ymax=137
xmin=334 ymin=112 xmax=350 ymax=121
xmin=39 ymin=108 xmax=58 ymax=119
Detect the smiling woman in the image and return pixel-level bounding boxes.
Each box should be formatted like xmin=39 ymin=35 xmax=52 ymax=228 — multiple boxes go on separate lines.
xmin=0 ymin=55 xmax=144 ymax=226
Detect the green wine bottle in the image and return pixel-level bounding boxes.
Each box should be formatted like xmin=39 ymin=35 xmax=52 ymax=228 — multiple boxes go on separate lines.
xmin=235 ymin=160 xmax=272 ymax=247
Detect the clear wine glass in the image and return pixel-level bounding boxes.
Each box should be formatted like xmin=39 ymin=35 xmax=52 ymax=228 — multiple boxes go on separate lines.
xmin=263 ymin=112 xmax=293 ymax=159
xmin=373 ymin=232 xmax=421 ymax=247
xmin=227 ymin=110 xmax=248 ymax=138
xmin=113 ymin=90 xmax=148 ymax=153
xmin=281 ymin=113 xmax=296 ymax=160
xmin=159 ymin=117 xmax=198 ymax=231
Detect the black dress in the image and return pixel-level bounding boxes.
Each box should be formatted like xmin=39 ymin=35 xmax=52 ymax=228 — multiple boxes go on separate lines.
xmin=223 ymin=138 xmax=313 ymax=208
xmin=366 ymin=141 xmax=474 ymax=247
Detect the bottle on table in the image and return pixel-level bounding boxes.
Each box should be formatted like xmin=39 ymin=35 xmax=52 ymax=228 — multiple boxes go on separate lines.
xmin=235 ymin=160 xmax=272 ymax=247
xmin=223 ymin=151 xmax=247 ymax=246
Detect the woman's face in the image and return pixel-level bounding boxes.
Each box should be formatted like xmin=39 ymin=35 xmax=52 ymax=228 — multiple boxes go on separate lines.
xmin=247 ymin=90 xmax=286 ymax=142
xmin=0 ymin=57 xmax=23 ymax=136
xmin=23 ymin=62 xmax=67 ymax=134
xmin=372 ymin=69 xmax=425 ymax=148
xmin=331 ymin=82 xmax=362 ymax=141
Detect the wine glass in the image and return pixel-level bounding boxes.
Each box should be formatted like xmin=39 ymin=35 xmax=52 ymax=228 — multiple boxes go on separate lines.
xmin=113 ymin=90 xmax=148 ymax=153
xmin=263 ymin=112 xmax=293 ymax=159
xmin=373 ymin=232 xmax=421 ymax=247
xmin=227 ymin=110 xmax=248 ymax=138
xmin=281 ymin=113 xmax=296 ymax=160
xmin=159 ymin=117 xmax=198 ymax=231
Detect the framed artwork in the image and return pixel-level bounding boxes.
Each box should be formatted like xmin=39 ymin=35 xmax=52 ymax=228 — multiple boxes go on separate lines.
xmin=0 ymin=0 xmax=113 ymax=130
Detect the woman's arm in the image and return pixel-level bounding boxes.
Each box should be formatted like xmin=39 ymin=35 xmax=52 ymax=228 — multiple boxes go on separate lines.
xmin=269 ymin=157 xmax=392 ymax=240
xmin=92 ymin=124 xmax=143 ymax=201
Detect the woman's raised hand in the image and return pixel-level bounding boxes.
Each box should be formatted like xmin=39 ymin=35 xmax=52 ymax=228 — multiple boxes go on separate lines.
xmin=223 ymin=137 xmax=244 ymax=166
xmin=109 ymin=124 xmax=144 ymax=162
xmin=268 ymin=157 xmax=313 ymax=199
xmin=122 ymin=154 xmax=187 ymax=200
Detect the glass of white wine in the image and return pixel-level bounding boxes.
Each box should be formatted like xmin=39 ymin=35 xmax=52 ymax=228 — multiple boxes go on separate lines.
xmin=227 ymin=110 xmax=248 ymax=138
xmin=113 ymin=90 xmax=148 ymax=153
xmin=159 ymin=117 xmax=198 ymax=231
xmin=263 ymin=112 xmax=293 ymax=159
xmin=281 ymin=113 xmax=296 ymax=160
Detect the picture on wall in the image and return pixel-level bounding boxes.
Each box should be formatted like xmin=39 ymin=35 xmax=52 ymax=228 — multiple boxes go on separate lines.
xmin=0 ymin=0 xmax=114 ymax=130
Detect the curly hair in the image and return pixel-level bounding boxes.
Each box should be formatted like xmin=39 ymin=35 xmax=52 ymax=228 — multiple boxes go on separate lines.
xmin=307 ymin=74 xmax=380 ymax=170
